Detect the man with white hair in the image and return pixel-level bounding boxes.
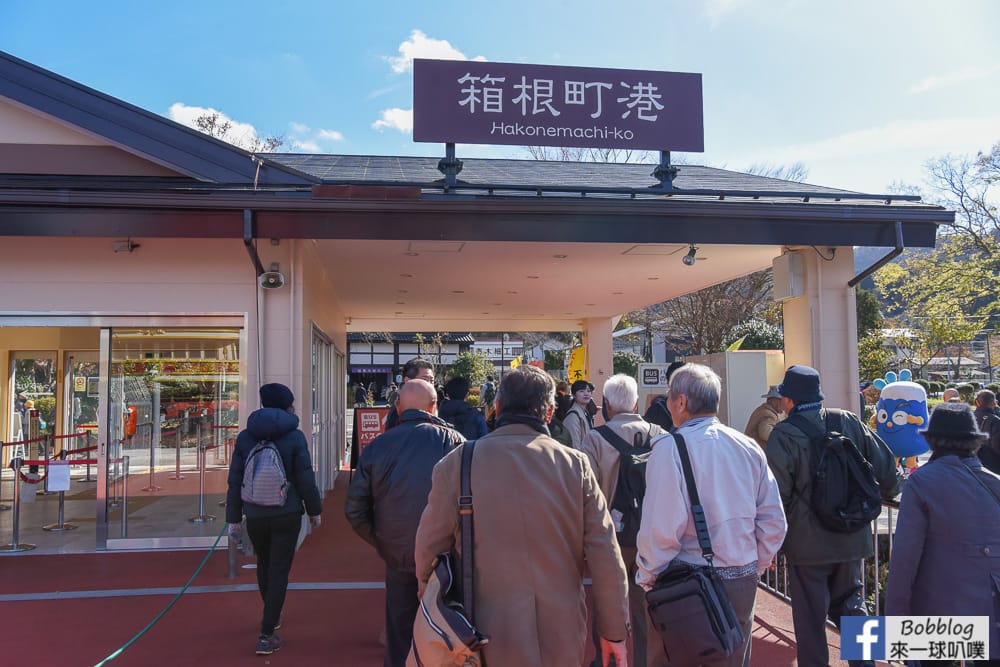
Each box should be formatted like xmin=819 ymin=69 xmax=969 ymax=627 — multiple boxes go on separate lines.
xmin=638 ymin=363 xmax=786 ymax=667
xmin=581 ymin=373 xmax=664 ymax=667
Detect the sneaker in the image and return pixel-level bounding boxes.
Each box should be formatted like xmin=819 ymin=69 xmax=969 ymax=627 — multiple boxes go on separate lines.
xmin=255 ymin=634 xmax=282 ymax=656
xmin=274 ymin=616 xmax=282 ymax=631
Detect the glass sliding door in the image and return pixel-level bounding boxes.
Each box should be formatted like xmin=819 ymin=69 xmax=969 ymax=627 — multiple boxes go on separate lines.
xmin=8 ymin=351 xmax=56 ymax=468
xmin=103 ymin=327 xmax=241 ymax=549
xmin=311 ymin=327 xmax=333 ymax=492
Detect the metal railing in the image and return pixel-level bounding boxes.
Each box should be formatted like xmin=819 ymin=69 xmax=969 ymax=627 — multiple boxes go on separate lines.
xmin=758 ymin=498 xmax=902 ymax=616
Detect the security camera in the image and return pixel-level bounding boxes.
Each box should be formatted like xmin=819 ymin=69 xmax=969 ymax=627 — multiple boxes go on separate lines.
xmin=682 ymin=245 xmax=698 ymax=266
xmin=258 ymin=271 xmax=285 ymax=289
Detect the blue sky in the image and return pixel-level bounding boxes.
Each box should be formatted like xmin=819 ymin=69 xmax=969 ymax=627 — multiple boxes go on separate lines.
xmin=2 ymin=0 xmax=998 ymax=194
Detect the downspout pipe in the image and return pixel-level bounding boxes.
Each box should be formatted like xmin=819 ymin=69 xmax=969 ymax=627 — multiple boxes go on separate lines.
xmin=848 ymin=220 xmax=904 ymax=288
xmin=243 ymin=209 xmax=265 ymax=277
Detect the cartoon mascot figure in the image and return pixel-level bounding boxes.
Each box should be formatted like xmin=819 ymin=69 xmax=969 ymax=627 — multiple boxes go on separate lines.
xmin=873 ymin=370 xmax=929 ymax=468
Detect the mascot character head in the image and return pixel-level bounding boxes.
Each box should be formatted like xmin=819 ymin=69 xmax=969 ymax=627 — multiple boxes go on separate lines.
xmin=873 ymin=370 xmax=929 ymax=458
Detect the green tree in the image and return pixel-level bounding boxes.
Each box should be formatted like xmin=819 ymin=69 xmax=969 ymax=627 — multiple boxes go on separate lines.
xmin=874 ymin=235 xmax=992 ymax=378
xmin=544 ymin=349 xmax=565 ymax=372
xmin=920 ymin=142 xmax=999 ymax=258
xmin=447 ymin=351 xmax=494 ymax=387
xmin=722 ymin=318 xmax=784 ymax=350
xmin=858 ymin=331 xmax=891 ymax=382
xmin=856 ymin=288 xmax=883 ymax=339
xmin=613 ymin=351 xmax=643 ymax=378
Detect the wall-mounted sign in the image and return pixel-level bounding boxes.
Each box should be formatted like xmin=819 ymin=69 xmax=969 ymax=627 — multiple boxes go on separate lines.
xmin=639 ymin=363 xmax=673 ymax=388
xmin=414 ymin=59 xmax=703 ymax=152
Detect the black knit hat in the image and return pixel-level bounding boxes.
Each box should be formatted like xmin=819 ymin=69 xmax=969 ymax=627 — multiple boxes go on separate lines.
xmin=260 ymin=383 xmax=294 ymax=409
xmin=920 ymin=401 xmax=986 ymax=440
xmin=777 ymin=365 xmax=825 ymax=403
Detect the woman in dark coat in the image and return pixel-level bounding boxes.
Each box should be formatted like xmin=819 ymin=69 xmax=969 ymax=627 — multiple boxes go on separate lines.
xmin=227 ymin=383 xmax=323 ymax=656
xmin=885 ymin=401 xmax=1000 ymax=665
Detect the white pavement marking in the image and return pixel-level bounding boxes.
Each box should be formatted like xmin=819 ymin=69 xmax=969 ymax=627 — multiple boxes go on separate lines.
xmin=0 ymin=581 xmax=386 ymax=602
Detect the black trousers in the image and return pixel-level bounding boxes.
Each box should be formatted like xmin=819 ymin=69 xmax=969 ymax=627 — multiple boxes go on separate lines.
xmin=246 ymin=512 xmax=302 ymax=636
xmin=384 ymin=566 xmax=420 ymax=667
xmin=788 ymin=560 xmax=873 ymax=667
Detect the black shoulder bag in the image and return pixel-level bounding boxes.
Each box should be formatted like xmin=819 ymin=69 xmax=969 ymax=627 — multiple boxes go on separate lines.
xmin=408 ymin=442 xmax=489 ymax=667
xmin=645 ymin=433 xmax=745 ymax=664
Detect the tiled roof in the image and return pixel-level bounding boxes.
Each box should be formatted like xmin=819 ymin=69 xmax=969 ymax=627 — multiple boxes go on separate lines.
xmin=347 ymin=332 xmax=476 ymax=344
xmin=264 ymin=154 xmax=856 ymax=196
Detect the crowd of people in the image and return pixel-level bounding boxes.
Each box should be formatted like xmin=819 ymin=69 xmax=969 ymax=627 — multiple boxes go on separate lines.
xmin=226 ymin=359 xmax=1000 ymax=666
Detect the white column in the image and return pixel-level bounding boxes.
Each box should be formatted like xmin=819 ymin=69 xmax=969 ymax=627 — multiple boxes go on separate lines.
xmin=583 ymin=317 xmax=615 ymax=410
xmin=780 ymin=247 xmax=859 ymax=412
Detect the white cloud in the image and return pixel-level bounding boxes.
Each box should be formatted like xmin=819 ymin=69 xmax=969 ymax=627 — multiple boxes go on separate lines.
xmin=751 ymin=116 xmax=1000 ymax=165
xmin=702 ymin=0 xmax=749 ymax=27
xmin=291 ymin=139 xmax=321 ymax=152
xmin=168 ymin=102 xmax=264 ymax=148
xmin=317 ymin=129 xmax=344 ymax=141
xmin=288 ymin=122 xmax=346 ymax=151
xmin=385 ymin=29 xmax=485 ymax=74
xmin=728 ymin=115 xmax=1000 ymax=192
xmin=372 ymin=108 xmax=413 ymax=133
xmin=909 ymin=65 xmax=1000 ymax=94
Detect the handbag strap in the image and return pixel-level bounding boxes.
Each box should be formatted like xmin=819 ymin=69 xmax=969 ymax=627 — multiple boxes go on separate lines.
xmin=961 ymin=459 xmax=1000 ymax=509
xmin=673 ymin=432 xmax=715 ymax=564
xmin=459 ymin=440 xmax=477 ymax=622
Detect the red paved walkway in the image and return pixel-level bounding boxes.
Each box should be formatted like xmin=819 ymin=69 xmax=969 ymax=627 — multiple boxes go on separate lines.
xmin=0 ymin=470 xmax=856 ymax=666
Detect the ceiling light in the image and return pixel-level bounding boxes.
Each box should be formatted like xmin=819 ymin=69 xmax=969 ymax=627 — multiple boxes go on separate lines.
xmin=682 ymin=244 xmax=698 ymax=266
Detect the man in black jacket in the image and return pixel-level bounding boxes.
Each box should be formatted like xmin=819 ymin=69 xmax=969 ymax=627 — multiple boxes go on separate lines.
xmin=439 ymin=376 xmax=488 ymax=439
xmin=383 ymin=357 xmax=435 ymax=430
xmin=345 ymin=379 xmax=465 ymax=667
xmin=226 ymin=383 xmax=323 ymax=656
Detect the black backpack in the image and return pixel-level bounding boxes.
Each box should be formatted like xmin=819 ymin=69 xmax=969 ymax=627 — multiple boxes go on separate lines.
xmin=596 ymin=425 xmax=654 ymax=548
xmin=786 ymin=410 xmax=882 ymax=533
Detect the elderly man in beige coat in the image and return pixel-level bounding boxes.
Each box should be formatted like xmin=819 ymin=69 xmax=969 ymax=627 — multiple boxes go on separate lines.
xmin=580 ymin=373 xmax=664 ymax=667
xmin=414 ymin=365 xmax=630 ymax=667
xmin=743 ymin=385 xmax=785 ymax=450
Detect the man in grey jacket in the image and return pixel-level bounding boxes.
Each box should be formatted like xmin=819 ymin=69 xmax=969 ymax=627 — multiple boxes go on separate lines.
xmin=766 ymin=365 xmax=901 ymax=667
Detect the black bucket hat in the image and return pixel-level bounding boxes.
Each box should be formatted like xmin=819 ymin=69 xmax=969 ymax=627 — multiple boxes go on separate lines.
xmin=777 ymin=365 xmax=825 ymax=403
xmin=921 ymin=401 xmax=986 ymax=440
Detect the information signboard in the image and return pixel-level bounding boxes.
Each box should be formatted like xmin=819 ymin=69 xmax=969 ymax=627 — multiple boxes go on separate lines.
xmin=414 ymin=59 xmax=704 ymax=152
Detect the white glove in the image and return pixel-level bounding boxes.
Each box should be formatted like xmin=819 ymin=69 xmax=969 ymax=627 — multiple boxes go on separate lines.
xmin=600 ymin=637 xmax=627 ymax=667
xmin=227 ymin=522 xmax=242 ymax=538
xmin=309 ymin=515 xmax=322 ymax=529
